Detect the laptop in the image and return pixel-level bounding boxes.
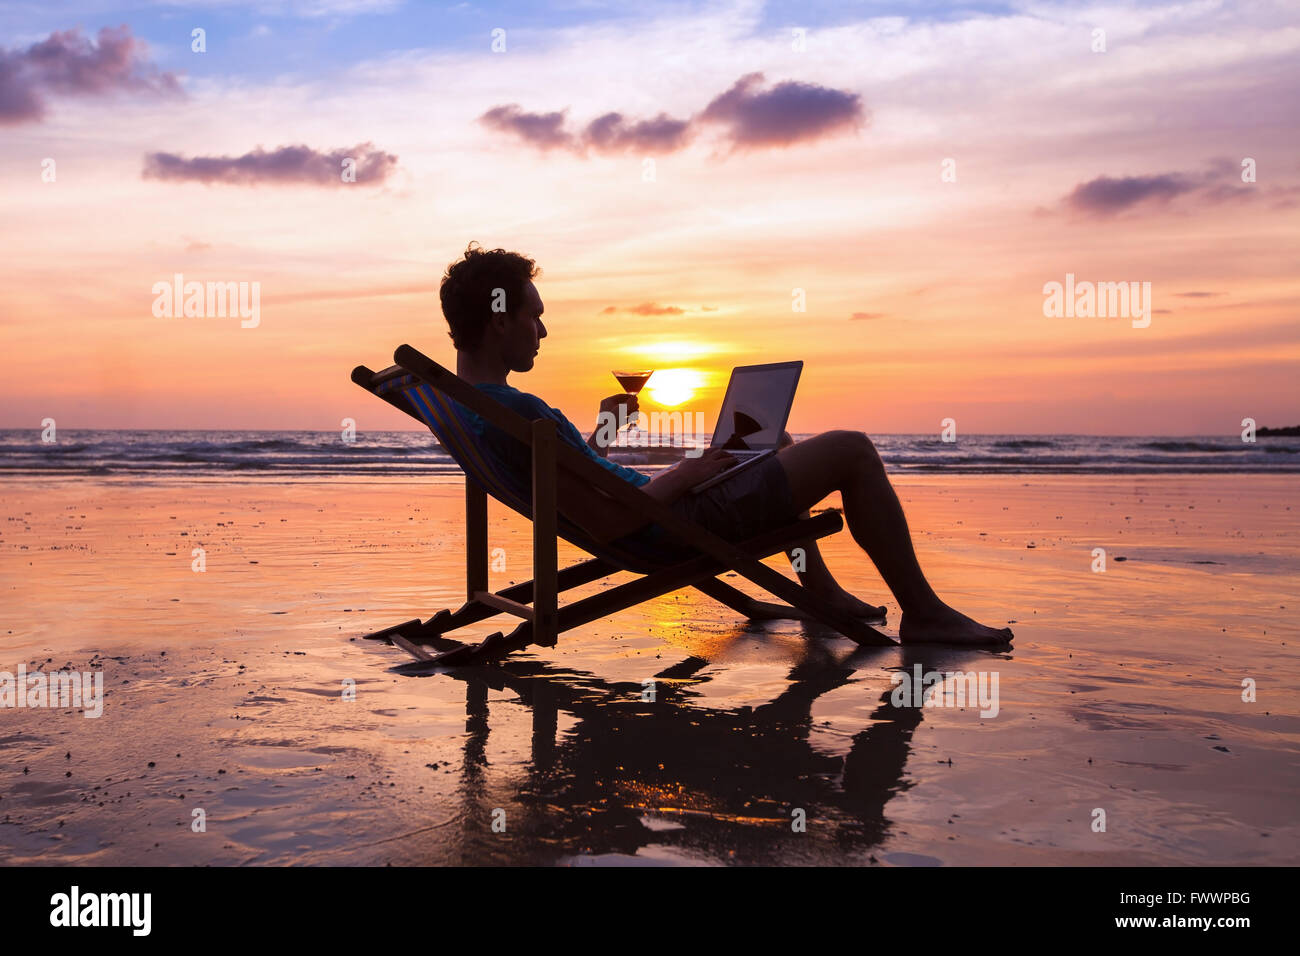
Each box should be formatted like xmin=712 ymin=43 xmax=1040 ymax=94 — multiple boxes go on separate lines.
xmin=683 ymin=360 xmax=802 ymax=494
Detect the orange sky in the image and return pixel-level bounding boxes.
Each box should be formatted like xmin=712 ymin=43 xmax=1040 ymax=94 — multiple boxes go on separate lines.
xmin=1 ymin=2 xmax=1297 ymax=435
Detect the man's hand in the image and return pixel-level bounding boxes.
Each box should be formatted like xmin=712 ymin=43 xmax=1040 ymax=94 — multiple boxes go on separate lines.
xmin=670 ymin=447 xmax=736 ymax=484
xmin=598 ymin=392 xmax=638 ymax=424
xmin=588 ymin=393 xmax=639 ymax=457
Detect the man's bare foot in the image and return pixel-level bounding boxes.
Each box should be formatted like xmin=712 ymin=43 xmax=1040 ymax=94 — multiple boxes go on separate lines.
xmin=899 ymin=602 xmax=1013 ymax=645
xmin=818 ymin=589 xmax=888 ymax=621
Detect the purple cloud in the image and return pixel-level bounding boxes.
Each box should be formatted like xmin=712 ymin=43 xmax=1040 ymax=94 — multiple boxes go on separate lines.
xmin=697 ymin=72 xmax=867 ymax=149
xmin=480 ymin=105 xmax=692 ymax=155
xmin=1064 ymin=173 xmax=1195 ymax=214
xmin=627 ymin=302 xmax=686 ymax=316
xmin=480 ymin=105 xmax=576 ymax=151
xmin=1059 ymin=158 xmax=1297 ymax=216
xmin=601 ymin=302 xmax=687 ymax=315
xmin=583 ymin=111 xmax=693 ymax=153
xmin=0 ymin=25 xmax=180 ymax=125
xmin=479 ymin=72 xmax=864 ymax=157
xmin=142 ymin=143 xmax=399 ymax=186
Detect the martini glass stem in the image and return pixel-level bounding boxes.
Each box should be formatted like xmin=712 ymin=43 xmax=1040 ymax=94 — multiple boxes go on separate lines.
xmin=612 ymin=370 xmax=653 ymax=447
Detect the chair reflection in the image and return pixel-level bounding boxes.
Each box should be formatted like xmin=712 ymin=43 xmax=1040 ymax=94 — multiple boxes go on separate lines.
xmin=410 ymin=631 xmax=982 ymax=864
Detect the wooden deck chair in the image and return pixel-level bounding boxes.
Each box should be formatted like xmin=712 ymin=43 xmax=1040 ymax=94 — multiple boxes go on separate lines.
xmin=351 ymin=344 xmax=895 ymax=669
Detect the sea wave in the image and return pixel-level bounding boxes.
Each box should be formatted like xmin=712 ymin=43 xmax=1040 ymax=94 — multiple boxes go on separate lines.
xmin=2 ymin=430 xmax=1297 ymax=477
xmin=1139 ymin=441 xmax=1235 ymax=452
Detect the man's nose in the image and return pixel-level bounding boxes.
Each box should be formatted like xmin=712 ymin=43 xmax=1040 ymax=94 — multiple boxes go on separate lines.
xmin=537 ymin=320 xmax=547 ymax=339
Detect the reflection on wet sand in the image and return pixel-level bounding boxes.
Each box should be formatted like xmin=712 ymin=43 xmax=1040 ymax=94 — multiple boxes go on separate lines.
xmin=411 ymin=631 xmax=989 ymax=865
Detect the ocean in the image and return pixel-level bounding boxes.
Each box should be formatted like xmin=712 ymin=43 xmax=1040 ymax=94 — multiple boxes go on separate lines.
xmin=2 ymin=430 xmax=1297 ymax=477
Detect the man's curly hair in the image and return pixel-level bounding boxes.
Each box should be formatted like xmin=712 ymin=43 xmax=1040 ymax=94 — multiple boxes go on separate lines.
xmin=439 ymin=242 xmax=542 ymax=352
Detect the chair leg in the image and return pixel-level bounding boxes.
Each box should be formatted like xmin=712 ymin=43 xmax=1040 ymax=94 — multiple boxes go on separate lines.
xmin=466 ymin=479 xmax=488 ymax=601
xmin=360 ymin=618 xmax=423 ymax=642
xmin=764 ymin=583 xmax=889 ymax=646
xmin=532 ymin=419 xmax=559 ymax=647
xmin=694 ymin=577 xmax=808 ymax=620
xmin=361 ymin=555 xmax=615 ymax=646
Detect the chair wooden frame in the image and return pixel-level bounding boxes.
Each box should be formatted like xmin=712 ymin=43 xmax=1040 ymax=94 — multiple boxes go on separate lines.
xmin=352 ymin=344 xmax=895 ymax=669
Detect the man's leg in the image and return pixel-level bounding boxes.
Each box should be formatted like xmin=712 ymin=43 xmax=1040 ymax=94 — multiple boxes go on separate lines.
xmin=777 ymin=430 xmax=1012 ymax=645
xmin=777 ymin=431 xmax=886 ymax=620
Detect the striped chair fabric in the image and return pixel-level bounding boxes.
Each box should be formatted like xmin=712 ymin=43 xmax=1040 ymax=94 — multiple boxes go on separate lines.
xmin=377 ymin=374 xmax=690 ymax=572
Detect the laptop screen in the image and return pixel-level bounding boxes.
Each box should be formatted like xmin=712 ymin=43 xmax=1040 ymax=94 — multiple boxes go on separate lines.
xmin=710 ymin=361 xmax=802 ymax=450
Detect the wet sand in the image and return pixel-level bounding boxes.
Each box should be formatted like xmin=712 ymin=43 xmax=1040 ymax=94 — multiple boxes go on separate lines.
xmin=0 ymin=473 xmax=1296 ymax=865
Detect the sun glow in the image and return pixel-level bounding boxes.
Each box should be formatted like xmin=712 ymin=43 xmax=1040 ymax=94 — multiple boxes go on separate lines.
xmin=618 ymin=340 xmax=720 ymax=360
xmin=646 ymin=368 xmax=704 ymax=407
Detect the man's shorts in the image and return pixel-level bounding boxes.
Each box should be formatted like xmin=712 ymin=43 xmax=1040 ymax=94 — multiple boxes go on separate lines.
xmin=667 ymin=453 xmax=798 ymax=542
xmin=609 ymin=453 xmax=800 ymax=565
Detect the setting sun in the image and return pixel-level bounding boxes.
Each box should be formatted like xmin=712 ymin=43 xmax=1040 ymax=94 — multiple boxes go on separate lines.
xmin=646 ymin=368 xmax=704 ymax=407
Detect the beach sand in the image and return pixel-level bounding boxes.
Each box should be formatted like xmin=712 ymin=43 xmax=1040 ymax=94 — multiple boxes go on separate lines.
xmin=1 ymin=473 xmax=1296 ymax=866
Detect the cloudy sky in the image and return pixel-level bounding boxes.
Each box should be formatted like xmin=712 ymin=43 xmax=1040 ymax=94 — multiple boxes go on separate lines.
xmin=1 ymin=0 xmax=1296 ymax=433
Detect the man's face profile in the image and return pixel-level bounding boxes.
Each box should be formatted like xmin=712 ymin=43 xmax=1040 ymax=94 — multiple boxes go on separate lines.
xmin=500 ymin=279 xmax=546 ymax=373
